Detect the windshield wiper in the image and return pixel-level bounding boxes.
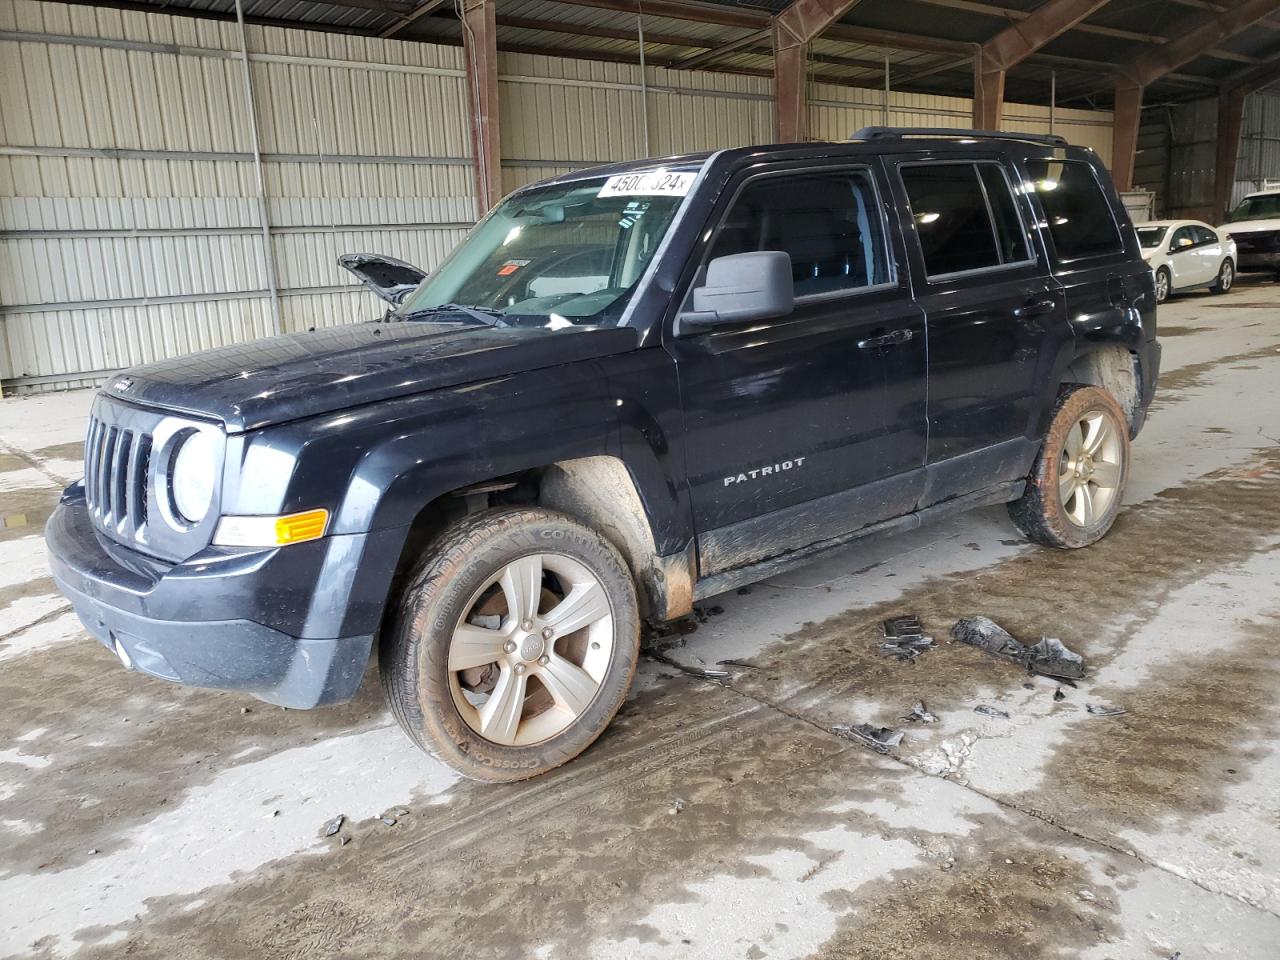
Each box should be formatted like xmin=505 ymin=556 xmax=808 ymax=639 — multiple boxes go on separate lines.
xmin=397 ymin=303 xmax=510 ymax=327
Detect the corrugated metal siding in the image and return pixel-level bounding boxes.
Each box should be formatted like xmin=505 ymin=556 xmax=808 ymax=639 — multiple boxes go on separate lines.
xmin=1 ymin=0 xmax=1115 ymax=391
xmin=1134 ymin=93 xmax=1280 ymax=221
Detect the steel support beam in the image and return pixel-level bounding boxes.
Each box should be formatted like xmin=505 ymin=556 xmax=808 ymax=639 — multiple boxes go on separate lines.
xmin=381 ymin=0 xmax=449 ymax=39
xmin=1111 ymin=0 xmax=1280 ymax=195
xmin=1111 ymin=82 xmax=1143 ymax=191
xmin=771 ymin=0 xmax=865 ymax=141
xmin=461 ymin=0 xmax=501 ymax=215
xmin=1215 ymin=87 xmax=1247 ymax=218
xmin=1126 ymin=0 xmax=1280 ymax=87
xmin=972 ymin=0 xmax=1110 ymax=128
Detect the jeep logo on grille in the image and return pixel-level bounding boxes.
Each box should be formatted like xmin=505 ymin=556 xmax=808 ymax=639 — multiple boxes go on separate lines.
xmin=112 ymin=377 xmax=133 ymax=392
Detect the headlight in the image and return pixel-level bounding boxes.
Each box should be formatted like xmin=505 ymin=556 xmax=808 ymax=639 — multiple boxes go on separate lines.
xmin=171 ymin=429 xmax=219 ymax=523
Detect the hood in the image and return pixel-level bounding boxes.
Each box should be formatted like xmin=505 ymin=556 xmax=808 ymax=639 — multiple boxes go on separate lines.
xmin=104 ymin=322 xmax=639 ymax=433
xmin=1221 ymin=218 xmax=1280 ymax=235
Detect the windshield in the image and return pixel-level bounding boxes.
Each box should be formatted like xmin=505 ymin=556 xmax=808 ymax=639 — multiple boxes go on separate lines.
xmin=1136 ymin=226 xmax=1167 ymax=249
xmin=396 ymin=167 xmax=697 ymax=328
xmin=1227 ymin=194 xmax=1280 ymax=223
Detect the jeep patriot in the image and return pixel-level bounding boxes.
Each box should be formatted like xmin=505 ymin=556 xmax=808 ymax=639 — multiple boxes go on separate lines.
xmin=46 ymin=128 xmax=1160 ymax=781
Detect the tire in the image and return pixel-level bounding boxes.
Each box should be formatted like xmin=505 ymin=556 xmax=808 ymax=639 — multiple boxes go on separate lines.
xmin=1154 ymin=266 xmax=1171 ymax=304
xmin=380 ymin=507 xmax=640 ymax=782
xmin=1210 ymin=258 xmax=1234 ymax=294
xmin=1008 ymin=385 xmax=1131 ymax=550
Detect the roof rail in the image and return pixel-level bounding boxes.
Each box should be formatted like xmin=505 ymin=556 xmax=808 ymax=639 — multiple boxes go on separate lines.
xmin=850 ymin=126 xmax=1069 ymax=147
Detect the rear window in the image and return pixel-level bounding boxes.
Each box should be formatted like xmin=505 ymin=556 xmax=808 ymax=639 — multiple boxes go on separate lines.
xmin=900 ymin=162 xmax=1030 ymax=278
xmin=1026 ymin=159 xmax=1123 ymax=260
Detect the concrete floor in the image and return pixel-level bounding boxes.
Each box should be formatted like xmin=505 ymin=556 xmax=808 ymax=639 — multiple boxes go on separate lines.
xmin=2 ymin=279 xmax=1279 ymax=959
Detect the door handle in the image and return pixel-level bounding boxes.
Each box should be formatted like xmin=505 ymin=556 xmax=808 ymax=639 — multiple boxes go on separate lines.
xmin=857 ymin=328 xmax=913 ymax=350
xmin=1013 ymin=299 xmax=1055 ymax=319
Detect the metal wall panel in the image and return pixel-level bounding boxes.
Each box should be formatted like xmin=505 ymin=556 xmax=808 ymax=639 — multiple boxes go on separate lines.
xmin=1 ymin=0 xmax=1115 ymax=391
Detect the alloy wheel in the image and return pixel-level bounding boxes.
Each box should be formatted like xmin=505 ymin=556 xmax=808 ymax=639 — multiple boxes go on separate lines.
xmin=1058 ymin=411 xmax=1123 ymax=528
xmin=1155 ymin=269 xmax=1169 ymax=303
xmin=1220 ymin=261 xmax=1233 ymax=291
xmin=448 ymin=552 xmax=614 ymax=746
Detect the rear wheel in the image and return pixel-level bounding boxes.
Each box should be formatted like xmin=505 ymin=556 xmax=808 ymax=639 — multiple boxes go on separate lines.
xmin=381 ymin=507 xmax=640 ymax=782
xmin=1009 ymin=385 xmax=1130 ymax=549
xmin=1211 ymin=258 xmax=1234 ymax=294
xmin=1154 ymin=266 xmax=1171 ymax=303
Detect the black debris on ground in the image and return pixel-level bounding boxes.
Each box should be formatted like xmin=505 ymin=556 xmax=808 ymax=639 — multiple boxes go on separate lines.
xmin=903 ymin=701 xmax=938 ymax=723
xmin=1054 ymin=688 xmax=1067 ymax=702
xmin=832 ymin=722 xmax=905 ymax=754
xmin=880 ymin=614 xmax=936 ymax=661
xmin=1086 ymin=703 xmax=1127 ymax=717
xmin=974 ymin=704 xmax=1011 ymax=719
xmin=951 ymin=616 xmax=1086 ymax=680
xmin=644 ymin=648 xmax=730 ymax=684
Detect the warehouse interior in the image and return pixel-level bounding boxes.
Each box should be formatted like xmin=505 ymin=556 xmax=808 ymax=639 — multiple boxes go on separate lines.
xmin=5 ymin=1 xmax=1280 ymax=958
xmin=2 ymin=0 xmax=1279 ymax=390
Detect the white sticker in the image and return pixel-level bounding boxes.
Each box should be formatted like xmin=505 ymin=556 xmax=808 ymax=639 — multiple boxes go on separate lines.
xmin=598 ymin=171 xmax=696 ymax=198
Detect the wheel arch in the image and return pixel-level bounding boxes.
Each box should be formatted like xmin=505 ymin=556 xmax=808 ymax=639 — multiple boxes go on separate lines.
xmin=383 ymin=456 xmax=695 ymax=628
xmin=1062 ymin=344 xmax=1142 ymax=437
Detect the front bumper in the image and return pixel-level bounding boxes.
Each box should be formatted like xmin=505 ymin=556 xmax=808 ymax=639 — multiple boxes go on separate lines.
xmin=1237 ymin=250 xmax=1280 ymax=272
xmin=46 ymin=485 xmax=402 ymax=708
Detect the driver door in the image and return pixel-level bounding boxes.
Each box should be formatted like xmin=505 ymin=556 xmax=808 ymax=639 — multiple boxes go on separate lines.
xmin=666 ymin=162 xmax=928 ymax=576
xmin=1166 ymin=225 xmax=1204 ymax=287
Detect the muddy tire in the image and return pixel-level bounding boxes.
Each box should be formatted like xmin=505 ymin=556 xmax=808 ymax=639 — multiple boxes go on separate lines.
xmin=1008 ymin=385 xmax=1131 ymax=550
xmin=380 ymin=507 xmax=640 ymax=782
xmin=1210 ymin=258 xmax=1234 ymax=294
xmin=1154 ymin=266 xmax=1171 ymax=304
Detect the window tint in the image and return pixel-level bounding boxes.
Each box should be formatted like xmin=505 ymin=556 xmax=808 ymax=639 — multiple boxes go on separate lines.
xmin=1193 ymin=225 xmax=1217 ymax=245
xmin=1026 ymin=159 xmax=1123 ymax=260
xmin=708 ymin=169 xmax=890 ymax=297
xmin=979 ymin=164 xmax=1031 ymax=264
xmin=900 ymin=162 xmax=1029 ymax=277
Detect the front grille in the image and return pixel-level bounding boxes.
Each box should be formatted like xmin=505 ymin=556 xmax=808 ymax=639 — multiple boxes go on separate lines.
xmin=1233 ymin=230 xmax=1279 ymax=253
xmin=84 ymin=412 xmax=152 ymax=543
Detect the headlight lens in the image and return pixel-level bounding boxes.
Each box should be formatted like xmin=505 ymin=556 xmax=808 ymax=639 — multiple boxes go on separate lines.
xmin=171 ymin=430 xmax=219 ymax=523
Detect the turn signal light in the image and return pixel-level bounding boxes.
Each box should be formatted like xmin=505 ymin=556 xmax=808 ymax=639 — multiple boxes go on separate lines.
xmin=214 ymin=509 xmax=330 ymax=547
xmin=275 ymin=509 xmax=329 ymax=544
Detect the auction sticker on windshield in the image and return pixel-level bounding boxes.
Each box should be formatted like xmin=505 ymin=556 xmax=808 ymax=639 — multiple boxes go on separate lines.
xmin=598 ymin=171 xmax=696 ymax=198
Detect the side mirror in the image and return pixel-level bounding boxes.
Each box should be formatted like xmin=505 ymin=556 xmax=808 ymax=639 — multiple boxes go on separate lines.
xmin=679 ymin=251 xmax=795 ymax=331
xmin=338 ymin=253 xmax=427 ymax=306
xmin=1174 ymin=237 xmax=1193 ymax=250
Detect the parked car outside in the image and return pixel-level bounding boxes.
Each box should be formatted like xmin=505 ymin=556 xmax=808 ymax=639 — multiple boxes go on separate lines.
xmin=1135 ymin=220 xmax=1236 ymax=303
xmin=47 ymin=129 xmax=1160 ymax=782
xmin=1219 ymin=189 xmax=1280 ymax=277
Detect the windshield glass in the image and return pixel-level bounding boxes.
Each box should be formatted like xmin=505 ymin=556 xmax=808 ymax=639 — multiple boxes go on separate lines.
xmin=1136 ymin=226 xmax=1167 ymax=249
xmin=396 ymin=167 xmax=698 ymax=328
xmin=1227 ymin=194 xmax=1280 ymax=222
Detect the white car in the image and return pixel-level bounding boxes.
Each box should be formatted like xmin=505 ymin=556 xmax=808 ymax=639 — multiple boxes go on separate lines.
xmin=1219 ymin=190 xmax=1280 ymax=276
xmin=1135 ymin=220 xmax=1236 ymax=303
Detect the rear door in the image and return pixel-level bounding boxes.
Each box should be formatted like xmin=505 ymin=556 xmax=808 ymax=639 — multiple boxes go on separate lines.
xmin=890 ymin=156 xmax=1064 ymax=505
xmin=667 ymin=161 xmax=928 ymax=575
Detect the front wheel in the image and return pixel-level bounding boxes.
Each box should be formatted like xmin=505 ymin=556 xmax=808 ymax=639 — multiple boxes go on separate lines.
xmin=1210 ymin=258 xmax=1234 ymax=294
xmin=1009 ymin=385 xmax=1131 ymax=549
xmin=1154 ymin=266 xmax=1171 ymax=304
xmin=381 ymin=507 xmax=640 ymax=782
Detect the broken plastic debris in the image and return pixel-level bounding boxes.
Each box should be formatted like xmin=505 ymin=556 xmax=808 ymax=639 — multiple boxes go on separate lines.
xmin=1025 ymin=636 xmax=1086 ymax=680
xmin=380 ymin=816 xmax=398 ymax=826
xmin=644 ymin=648 xmax=730 ymax=683
xmin=880 ymin=614 xmax=935 ymax=661
xmin=951 ymin=616 xmax=1086 ymax=680
xmin=974 ymin=705 xmax=1010 ymax=719
xmin=670 ymin=798 xmax=686 ymax=815
xmin=323 ymin=814 xmax=345 ymax=837
xmin=716 ymin=658 xmax=759 ymax=669
xmin=832 ymin=722 xmax=905 ymax=754
xmin=904 ymin=701 xmax=938 ymax=723
xmin=1086 ymin=703 xmax=1127 ymax=717
xmin=1053 ymin=688 xmax=1066 ymax=702
xmin=340 ymin=836 xmax=351 ymax=847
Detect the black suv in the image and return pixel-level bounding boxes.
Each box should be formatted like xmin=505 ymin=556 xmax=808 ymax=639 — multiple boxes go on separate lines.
xmin=47 ymin=129 xmax=1159 ymax=781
